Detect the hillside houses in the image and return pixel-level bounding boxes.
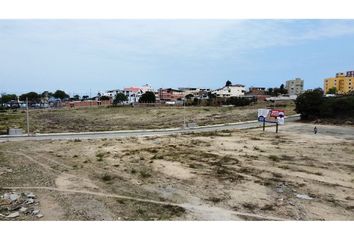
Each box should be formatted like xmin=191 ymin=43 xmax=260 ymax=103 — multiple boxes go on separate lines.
xmin=211 ymin=84 xmax=246 ymax=98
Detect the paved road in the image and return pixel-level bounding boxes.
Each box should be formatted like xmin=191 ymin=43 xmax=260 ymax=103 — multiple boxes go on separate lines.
xmin=0 ymin=115 xmax=301 ymax=142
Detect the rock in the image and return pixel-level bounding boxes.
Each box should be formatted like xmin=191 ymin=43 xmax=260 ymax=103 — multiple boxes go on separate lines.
xmin=276 ymin=187 xmax=284 ymax=193
xmin=6 ymin=212 xmax=20 ymax=218
xmin=296 ymin=194 xmax=313 ymax=200
xmin=26 ymin=198 xmax=34 ymax=204
xmin=288 ymin=201 xmax=295 ymax=206
xmin=19 ymin=207 xmax=28 ymax=212
xmin=0 ymin=198 xmax=11 ymax=206
xmin=4 ymin=193 xmax=20 ymax=202
xmin=32 ymin=210 xmax=40 ymax=215
xmin=26 ymin=193 xmax=36 ymax=199
xmin=36 ymin=214 xmax=43 ymax=218
xmin=344 ymin=120 xmax=352 ymax=125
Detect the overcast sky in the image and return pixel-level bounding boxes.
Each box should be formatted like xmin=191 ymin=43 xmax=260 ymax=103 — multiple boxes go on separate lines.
xmin=1 ymin=19 xmax=354 ymax=96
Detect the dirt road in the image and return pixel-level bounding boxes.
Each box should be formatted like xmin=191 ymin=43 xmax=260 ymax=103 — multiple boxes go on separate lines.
xmin=1 ymin=122 xmax=353 ymax=220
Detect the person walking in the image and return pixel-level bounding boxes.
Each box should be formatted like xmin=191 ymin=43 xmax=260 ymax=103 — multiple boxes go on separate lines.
xmin=314 ymin=126 xmax=318 ymax=134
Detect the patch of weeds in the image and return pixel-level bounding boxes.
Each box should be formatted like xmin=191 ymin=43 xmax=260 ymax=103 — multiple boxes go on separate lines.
xmin=281 ymin=155 xmax=294 ymax=161
xmin=189 ymin=163 xmax=197 ymax=169
xmin=250 ymin=137 xmax=261 ymax=141
xmin=253 ymin=146 xmax=260 ymax=151
xmin=242 ymin=202 xmax=258 ymax=211
xmin=260 ymin=204 xmax=275 ymax=211
xmin=96 ymin=152 xmax=105 ymax=161
xmin=74 ymin=139 xmax=81 ymax=142
xmin=101 ymin=173 xmax=113 ymax=182
xmin=136 ymin=208 xmax=146 ymax=215
xmin=278 ymin=165 xmax=290 ymax=170
xmin=140 ymin=169 xmax=152 ymax=178
xmin=272 ymin=172 xmax=283 ymax=178
xmin=207 ymin=197 xmax=223 ymax=203
xmin=131 ymin=169 xmax=137 ymax=174
xmin=268 ymin=155 xmax=279 ymax=162
xmin=72 ymin=155 xmax=78 ymax=158
xmin=140 ymin=156 xmax=145 ymax=160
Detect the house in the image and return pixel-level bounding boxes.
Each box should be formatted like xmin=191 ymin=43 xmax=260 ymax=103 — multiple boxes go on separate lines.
xmin=212 ymin=84 xmax=246 ymax=98
xmin=158 ymin=88 xmax=185 ymax=102
xmin=246 ymin=87 xmax=268 ymax=101
xmin=248 ymin=87 xmax=266 ymax=95
xmin=123 ymin=87 xmax=143 ymax=103
xmin=178 ymin=87 xmax=211 ymax=99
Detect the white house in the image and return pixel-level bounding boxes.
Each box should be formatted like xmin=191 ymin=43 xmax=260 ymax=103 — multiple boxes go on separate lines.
xmin=123 ymin=84 xmax=155 ymax=103
xmin=212 ymin=84 xmax=246 ymax=98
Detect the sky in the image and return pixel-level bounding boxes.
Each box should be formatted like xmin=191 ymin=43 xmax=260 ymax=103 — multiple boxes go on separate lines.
xmin=0 ymin=19 xmax=354 ymax=96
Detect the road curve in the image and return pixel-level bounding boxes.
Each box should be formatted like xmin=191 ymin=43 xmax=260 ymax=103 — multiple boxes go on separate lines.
xmin=0 ymin=115 xmax=300 ymax=142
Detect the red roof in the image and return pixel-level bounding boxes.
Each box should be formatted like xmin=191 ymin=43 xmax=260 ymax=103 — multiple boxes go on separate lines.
xmin=124 ymin=87 xmax=141 ymax=92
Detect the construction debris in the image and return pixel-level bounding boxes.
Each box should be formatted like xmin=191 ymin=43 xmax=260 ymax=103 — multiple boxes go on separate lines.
xmin=295 ymin=194 xmax=313 ymax=200
xmin=0 ymin=191 xmax=43 ymax=220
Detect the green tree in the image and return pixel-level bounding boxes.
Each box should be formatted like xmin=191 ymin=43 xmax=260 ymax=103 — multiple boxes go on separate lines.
xmin=326 ymin=87 xmax=337 ymax=94
xmin=19 ymin=92 xmax=40 ymax=102
xmin=139 ymin=91 xmax=156 ymax=103
xmin=73 ymin=95 xmax=80 ymax=100
xmin=41 ymin=91 xmax=53 ymax=98
xmin=53 ymin=90 xmax=69 ymax=99
xmin=114 ymin=93 xmax=128 ymax=104
xmin=279 ymin=84 xmax=288 ymax=95
xmin=225 ymin=80 xmax=232 ymax=86
xmin=100 ymin=96 xmax=110 ymax=101
xmin=295 ymin=88 xmax=324 ymax=119
xmin=267 ymin=88 xmax=273 ymax=96
xmin=185 ymin=94 xmax=194 ymax=100
xmin=0 ymin=94 xmax=17 ymax=103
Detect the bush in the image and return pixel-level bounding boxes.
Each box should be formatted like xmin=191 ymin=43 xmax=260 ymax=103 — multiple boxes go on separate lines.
xmin=296 ymin=89 xmax=354 ymax=120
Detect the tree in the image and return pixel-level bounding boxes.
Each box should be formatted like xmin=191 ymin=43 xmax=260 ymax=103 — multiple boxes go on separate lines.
xmin=114 ymin=93 xmax=128 ymax=104
xmin=19 ymin=92 xmax=40 ymax=102
xmin=82 ymin=95 xmax=89 ymax=100
xmin=139 ymin=91 xmax=156 ymax=103
xmin=73 ymin=95 xmax=80 ymax=100
xmin=41 ymin=91 xmax=53 ymax=98
xmin=267 ymin=88 xmax=273 ymax=96
xmin=326 ymin=87 xmax=337 ymax=94
xmin=100 ymin=96 xmax=110 ymax=101
xmin=279 ymin=84 xmax=288 ymax=95
xmin=185 ymin=94 xmax=194 ymax=100
xmin=0 ymin=94 xmax=17 ymax=103
xmin=295 ymin=88 xmax=324 ymax=119
xmin=53 ymin=90 xmax=69 ymax=99
xmin=225 ymin=80 xmax=232 ymax=86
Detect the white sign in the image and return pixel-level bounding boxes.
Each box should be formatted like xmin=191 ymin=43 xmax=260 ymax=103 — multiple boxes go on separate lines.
xmin=258 ymin=109 xmax=270 ymax=118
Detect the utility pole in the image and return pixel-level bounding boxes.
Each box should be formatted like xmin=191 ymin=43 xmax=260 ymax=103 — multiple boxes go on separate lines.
xmin=26 ymin=97 xmax=29 ymax=136
xmin=183 ymin=99 xmax=186 ymax=128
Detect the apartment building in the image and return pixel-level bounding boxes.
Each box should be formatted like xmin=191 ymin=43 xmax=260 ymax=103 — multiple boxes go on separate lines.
xmin=324 ymin=71 xmax=353 ymax=94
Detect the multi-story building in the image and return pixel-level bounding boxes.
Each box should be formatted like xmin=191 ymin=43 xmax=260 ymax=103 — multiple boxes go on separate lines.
xmin=285 ymin=78 xmax=304 ymax=96
xmin=324 ymin=71 xmax=354 ymax=94
xmin=158 ymin=88 xmax=185 ymax=102
xmin=212 ymin=84 xmax=246 ymax=98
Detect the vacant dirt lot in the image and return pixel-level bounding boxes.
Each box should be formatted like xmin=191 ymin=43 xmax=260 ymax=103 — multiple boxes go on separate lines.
xmin=1 ymin=122 xmax=353 ymax=220
xmin=0 ymin=102 xmax=296 ymax=134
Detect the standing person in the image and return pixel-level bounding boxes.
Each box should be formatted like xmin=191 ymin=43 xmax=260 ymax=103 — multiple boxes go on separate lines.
xmin=314 ymin=126 xmax=318 ymax=134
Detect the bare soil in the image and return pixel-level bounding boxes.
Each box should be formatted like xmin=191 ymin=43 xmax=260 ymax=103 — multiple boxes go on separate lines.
xmin=1 ymin=122 xmax=353 ymax=220
xmin=0 ymin=102 xmax=296 ymax=134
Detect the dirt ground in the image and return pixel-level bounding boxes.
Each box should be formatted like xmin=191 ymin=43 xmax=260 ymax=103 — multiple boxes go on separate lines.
xmin=0 ymin=122 xmax=353 ymax=220
xmin=0 ymin=102 xmax=296 ymax=134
